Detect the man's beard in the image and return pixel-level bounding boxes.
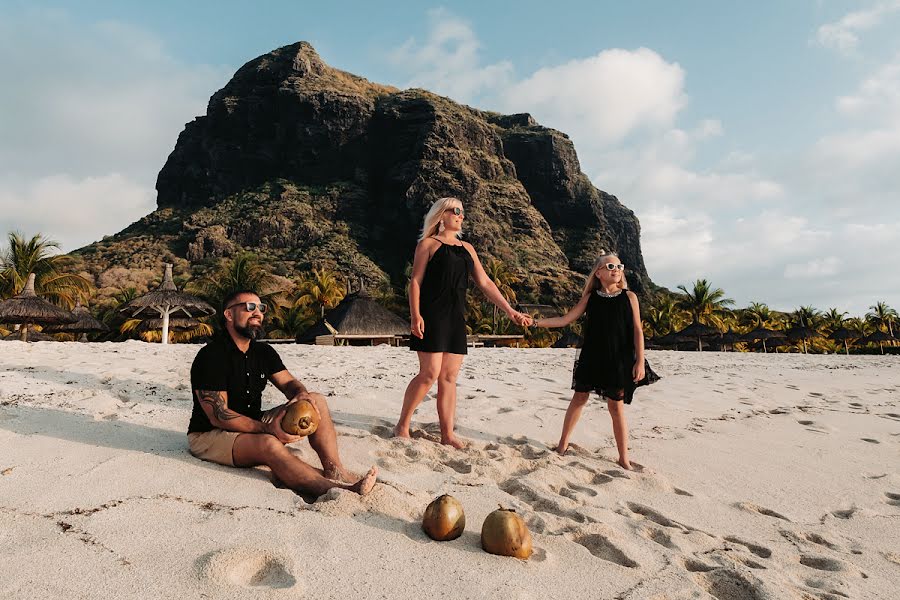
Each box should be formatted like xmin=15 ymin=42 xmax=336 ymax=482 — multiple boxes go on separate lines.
xmin=234 ymin=322 xmax=264 ymax=341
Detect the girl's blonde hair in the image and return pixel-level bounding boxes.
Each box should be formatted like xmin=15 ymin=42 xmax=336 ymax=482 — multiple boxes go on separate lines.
xmin=419 ymin=197 xmax=464 ymax=241
xmin=582 ymin=249 xmax=628 ymax=295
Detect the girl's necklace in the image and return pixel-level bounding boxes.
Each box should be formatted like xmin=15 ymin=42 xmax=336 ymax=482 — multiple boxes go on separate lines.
xmin=595 ymin=288 xmax=623 ymax=298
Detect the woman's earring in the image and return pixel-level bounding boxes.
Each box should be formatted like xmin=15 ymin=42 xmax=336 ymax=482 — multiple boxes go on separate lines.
xmin=438 ymin=220 xmax=445 ymax=233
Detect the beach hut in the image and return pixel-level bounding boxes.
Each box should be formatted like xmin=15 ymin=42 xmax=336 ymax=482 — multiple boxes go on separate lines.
xmin=786 ymin=326 xmax=816 ymax=354
xmin=296 ymin=289 xmax=409 ymax=345
xmin=673 ymin=321 xmax=719 ymax=351
xmin=718 ymin=329 xmax=742 ymax=352
xmin=741 ymin=326 xmax=787 ymax=353
xmin=828 ymin=327 xmax=856 ymax=355
xmin=119 ymin=264 xmax=215 ymax=345
xmin=859 ymin=330 xmax=894 ymax=355
xmin=44 ymin=301 xmax=109 ymax=341
xmin=0 ymin=273 xmax=76 ymax=341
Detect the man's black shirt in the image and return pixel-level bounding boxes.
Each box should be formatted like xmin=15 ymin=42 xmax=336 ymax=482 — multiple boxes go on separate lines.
xmin=188 ymin=333 xmax=287 ymax=434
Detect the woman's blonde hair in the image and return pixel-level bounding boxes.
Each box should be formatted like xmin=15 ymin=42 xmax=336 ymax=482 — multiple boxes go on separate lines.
xmin=582 ymin=249 xmax=628 ymax=295
xmin=419 ymin=197 xmax=464 ymax=241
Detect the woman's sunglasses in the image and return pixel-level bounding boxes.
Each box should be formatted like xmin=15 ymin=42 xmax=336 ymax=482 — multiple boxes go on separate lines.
xmin=226 ymin=301 xmax=268 ymax=314
xmin=445 ymin=207 xmax=464 ymax=216
xmin=602 ymin=263 xmax=625 ymax=271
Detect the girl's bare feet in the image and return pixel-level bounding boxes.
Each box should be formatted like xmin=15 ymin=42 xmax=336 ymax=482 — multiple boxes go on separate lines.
xmin=617 ymin=458 xmax=633 ymax=471
xmin=556 ymin=443 xmax=569 ymax=455
xmin=393 ymin=425 xmax=411 ymax=439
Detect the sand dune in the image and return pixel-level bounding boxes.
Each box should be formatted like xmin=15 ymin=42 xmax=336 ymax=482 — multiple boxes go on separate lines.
xmin=1 ymin=342 xmax=898 ymax=599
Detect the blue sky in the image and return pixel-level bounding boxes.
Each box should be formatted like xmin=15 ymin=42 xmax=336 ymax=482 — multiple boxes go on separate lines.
xmin=2 ymin=1 xmax=899 ymax=315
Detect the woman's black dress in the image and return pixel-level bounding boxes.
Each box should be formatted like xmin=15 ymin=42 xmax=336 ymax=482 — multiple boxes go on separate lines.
xmin=409 ymin=239 xmax=474 ymax=355
xmin=572 ymin=289 xmax=658 ymax=403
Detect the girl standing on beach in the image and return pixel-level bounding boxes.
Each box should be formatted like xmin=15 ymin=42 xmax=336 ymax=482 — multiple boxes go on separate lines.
xmin=394 ymin=197 xmax=530 ymax=448
xmin=533 ymin=250 xmax=658 ymax=469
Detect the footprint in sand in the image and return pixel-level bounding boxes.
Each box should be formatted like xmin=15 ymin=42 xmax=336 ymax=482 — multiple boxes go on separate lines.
xmin=197 ymin=548 xmax=297 ymax=590
xmin=625 ymin=502 xmax=689 ymax=532
xmin=559 ymin=483 xmax=598 ymax=500
xmin=571 ymin=533 xmax=638 ymax=567
xmin=799 ymin=555 xmax=849 ymax=573
xmin=673 ymin=487 xmax=694 ymax=497
xmin=642 ymin=526 xmax=679 ymax=550
xmin=694 ymin=569 xmax=767 ymax=600
xmin=884 ymin=492 xmax=900 ymax=507
xmin=878 ymin=412 xmax=900 ymax=422
xmin=724 ymin=535 xmax=772 ymax=558
xmin=860 ymin=438 xmax=880 ymax=444
xmin=735 ymin=502 xmax=791 ymax=522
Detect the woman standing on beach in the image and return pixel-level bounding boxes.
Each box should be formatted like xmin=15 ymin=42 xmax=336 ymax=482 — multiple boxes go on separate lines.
xmin=393 ymin=197 xmax=530 ymax=448
xmin=533 ymin=250 xmax=658 ymax=469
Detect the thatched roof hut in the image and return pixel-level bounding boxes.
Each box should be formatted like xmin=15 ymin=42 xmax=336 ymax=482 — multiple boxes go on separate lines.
xmin=828 ymin=327 xmax=856 ymax=355
xmin=297 ymin=290 xmax=409 ymax=344
xmin=120 ymin=264 xmax=215 ymax=344
xmin=673 ymin=321 xmax=719 ymax=351
xmin=741 ymin=326 xmax=786 ymax=353
xmin=45 ymin=302 xmax=109 ymax=340
xmin=0 ymin=273 xmax=76 ymax=341
xmin=860 ymin=330 xmax=894 ymax=354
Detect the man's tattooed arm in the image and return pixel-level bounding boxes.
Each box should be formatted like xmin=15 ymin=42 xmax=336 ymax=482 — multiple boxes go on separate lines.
xmin=196 ymin=390 xmax=242 ymax=422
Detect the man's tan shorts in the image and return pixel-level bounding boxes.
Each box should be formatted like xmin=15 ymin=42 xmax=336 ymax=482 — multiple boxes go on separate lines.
xmin=187 ymin=429 xmax=242 ymax=467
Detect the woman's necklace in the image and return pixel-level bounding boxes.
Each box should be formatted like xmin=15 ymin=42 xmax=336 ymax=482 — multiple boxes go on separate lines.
xmin=595 ymin=288 xmax=623 ymax=298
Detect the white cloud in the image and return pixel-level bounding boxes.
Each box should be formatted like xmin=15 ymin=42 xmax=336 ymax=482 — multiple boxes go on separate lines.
xmin=784 ymin=257 xmax=842 ymax=279
xmin=0 ymin=9 xmax=231 ymax=251
xmin=815 ymin=1 xmax=900 ymax=54
xmin=388 ymin=8 xmax=513 ymax=103
xmin=0 ymin=174 xmax=154 ymax=251
xmin=496 ymin=48 xmax=687 ymax=146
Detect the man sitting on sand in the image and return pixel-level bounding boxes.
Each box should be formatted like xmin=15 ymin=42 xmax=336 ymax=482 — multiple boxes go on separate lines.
xmin=186 ymin=289 xmax=377 ymax=497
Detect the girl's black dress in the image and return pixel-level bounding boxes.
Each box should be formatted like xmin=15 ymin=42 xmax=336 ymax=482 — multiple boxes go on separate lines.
xmin=572 ymin=289 xmax=659 ymax=403
xmin=409 ymin=239 xmax=474 ymax=355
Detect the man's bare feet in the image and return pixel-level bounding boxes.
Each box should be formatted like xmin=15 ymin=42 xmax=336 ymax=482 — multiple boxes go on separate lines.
xmin=617 ymin=458 xmax=634 ymax=471
xmin=324 ymin=466 xmax=362 ymax=484
xmin=349 ymin=466 xmax=378 ymax=496
xmin=393 ymin=425 xmax=411 ymax=439
xmin=441 ymin=435 xmax=467 ymax=450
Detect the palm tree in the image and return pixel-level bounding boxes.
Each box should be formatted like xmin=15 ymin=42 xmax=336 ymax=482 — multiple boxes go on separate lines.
xmin=643 ymin=295 xmax=683 ymax=337
xmin=866 ymin=301 xmax=898 ymax=337
xmin=741 ymin=302 xmax=777 ymax=329
xmin=822 ymin=308 xmax=848 ymax=333
xmin=0 ymin=232 xmax=91 ymax=306
xmin=294 ymin=268 xmax=345 ymax=317
xmin=190 ymin=252 xmax=283 ymax=311
xmin=484 ymin=258 xmax=519 ymax=334
xmin=675 ymin=279 xmax=734 ymax=330
xmin=266 ymin=303 xmax=318 ymax=339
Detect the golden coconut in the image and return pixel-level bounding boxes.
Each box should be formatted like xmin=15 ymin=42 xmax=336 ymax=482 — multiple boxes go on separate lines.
xmin=480 ymin=507 xmax=533 ymax=559
xmin=422 ymin=495 xmax=466 ymax=541
xmin=280 ymin=399 xmax=319 ymax=436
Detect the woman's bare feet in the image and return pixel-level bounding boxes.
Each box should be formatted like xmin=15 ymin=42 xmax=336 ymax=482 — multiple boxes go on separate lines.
xmin=348 ymin=466 xmax=378 ymax=496
xmin=441 ymin=435 xmax=468 ymax=450
xmin=556 ymin=443 xmax=569 ymax=455
xmin=617 ymin=457 xmax=634 ymax=471
xmin=393 ymin=424 xmax=411 ymax=439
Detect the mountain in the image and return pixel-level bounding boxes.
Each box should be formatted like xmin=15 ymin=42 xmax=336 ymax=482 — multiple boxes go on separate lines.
xmin=73 ymin=42 xmax=653 ymax=308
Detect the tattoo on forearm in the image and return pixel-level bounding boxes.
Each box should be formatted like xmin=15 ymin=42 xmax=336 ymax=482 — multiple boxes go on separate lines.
xmin=196 ymin=390 xmax=241 ymax=422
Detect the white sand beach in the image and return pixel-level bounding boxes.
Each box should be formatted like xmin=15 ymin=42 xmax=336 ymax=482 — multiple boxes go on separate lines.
xmin=1 ymin=342 xmax=898 ymax=599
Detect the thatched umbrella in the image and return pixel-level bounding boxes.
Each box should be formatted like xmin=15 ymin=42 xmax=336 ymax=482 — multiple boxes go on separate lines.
xmin=120 ymin=263 xmax=215 ymax=345
xmin=673 ymin=321 xmax=719 ymax=351
xmin=718 ymin=329 xmax=741 ymax=352
xmin=859 ymin=330 xmax=894 ymax=355
xmin=786 ymin=326 xmax=816 ymax=354
xmin=0 ymin=273 xmax=76 ymax=341
xmin=138 ymin=317 xmax=203 ymax=332
xmin=828 ymin=327 xmax=856 ymax=355
xmin=2 ymin=330 xmax=57 ymax=342
xmin=44 ymin=301 xmax=109 ymax=341
xmin=742 ymin=326 xmax=786 ymax=353
xmin=297 ymin=289 xmax=409 ymax=344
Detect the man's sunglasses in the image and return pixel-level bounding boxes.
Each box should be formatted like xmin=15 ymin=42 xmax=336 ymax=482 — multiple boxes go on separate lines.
xmin=445 ymin=207 xmax=465 ymax=216
xmin=226 ymin=301 xmax=268 ymax=314
xmin=602 ymin=263 xmax=625 ymax=271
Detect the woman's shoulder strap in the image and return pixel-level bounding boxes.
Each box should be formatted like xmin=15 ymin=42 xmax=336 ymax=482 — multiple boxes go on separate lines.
xmin=428 ymin=236 xmax=445 ymax=245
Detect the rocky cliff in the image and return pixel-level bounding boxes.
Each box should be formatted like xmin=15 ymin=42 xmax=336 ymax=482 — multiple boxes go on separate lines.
xmin=75 ymin=42 xmax=653 ymax=307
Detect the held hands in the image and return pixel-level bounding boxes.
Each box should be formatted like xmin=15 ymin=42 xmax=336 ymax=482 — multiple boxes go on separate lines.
xmin=507 ymin=310 xmax=533 ymax=327
xmin=411 ymin=315 xmax=425 ymax=339
xmin=632 ymin=360 xmax=645 ymax=383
